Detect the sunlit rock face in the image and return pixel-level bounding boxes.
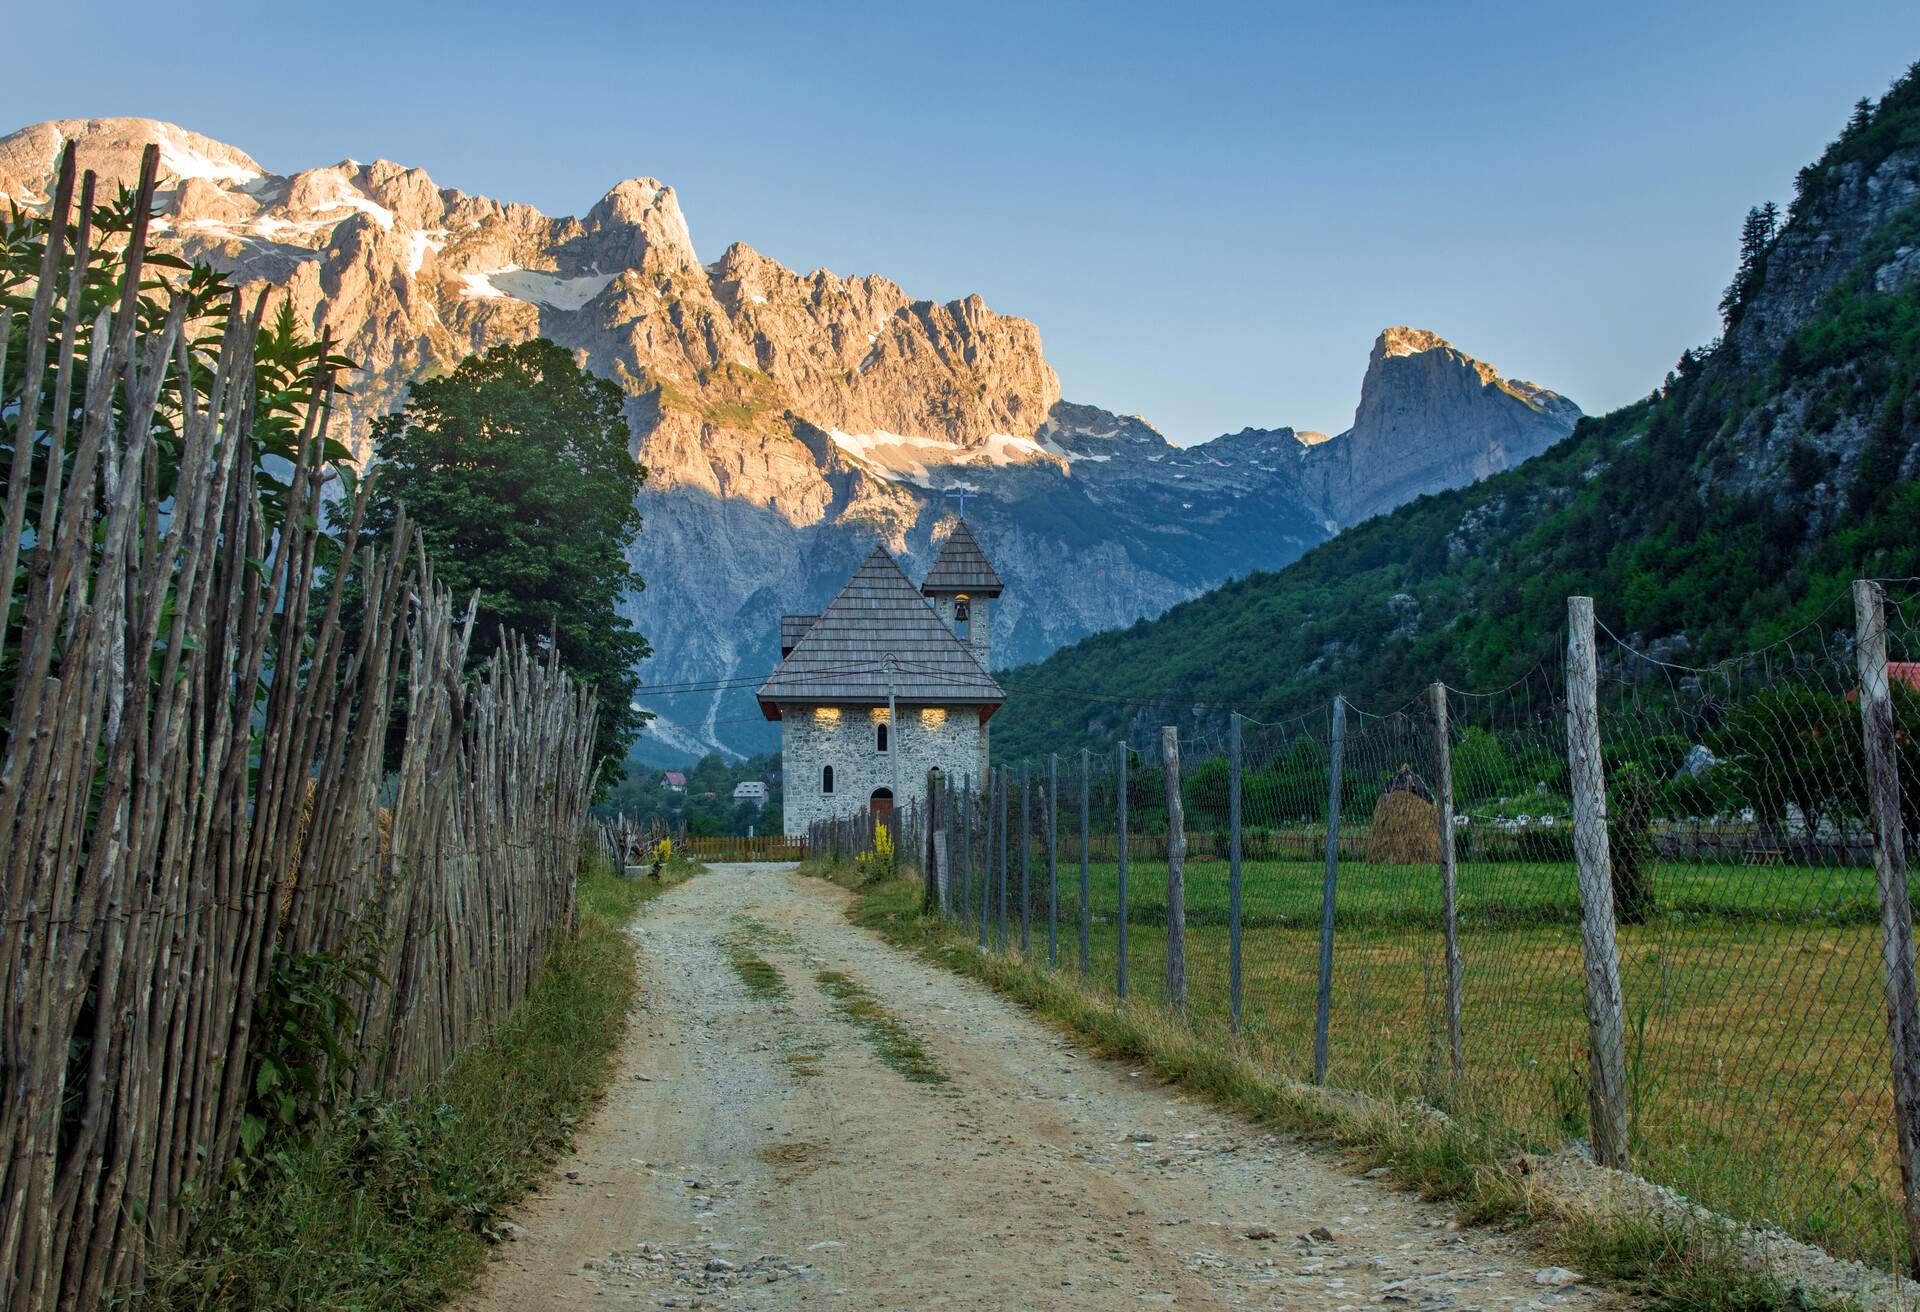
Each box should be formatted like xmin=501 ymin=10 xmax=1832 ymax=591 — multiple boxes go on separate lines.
xmin=0 ymin=119 xmax=1579 ymax=759
xmin=1299 ymin=327 xmax=1582 ymax=527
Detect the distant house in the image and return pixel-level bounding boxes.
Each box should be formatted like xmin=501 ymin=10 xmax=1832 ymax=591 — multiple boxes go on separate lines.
xmin=733 ymin=780 xmax=769 ymax=807
xmin=662 ymin=771 xmax=687 ymax=792
xmin=1846 ymin=663 xmax=1920 ymax=703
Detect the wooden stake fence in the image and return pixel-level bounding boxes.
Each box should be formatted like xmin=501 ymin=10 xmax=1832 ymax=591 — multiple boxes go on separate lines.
xmin=0 ymin=147 xmax=599 ymax=1310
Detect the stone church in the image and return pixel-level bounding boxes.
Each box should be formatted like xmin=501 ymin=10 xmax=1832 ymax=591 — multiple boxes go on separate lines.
xmin=757 ymin=519 xmax=1004 ymax=838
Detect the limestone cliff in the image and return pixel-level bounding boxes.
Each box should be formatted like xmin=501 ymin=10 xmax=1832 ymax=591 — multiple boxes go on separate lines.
xmin=1302 ymin=327 xmax=1581 ymax=527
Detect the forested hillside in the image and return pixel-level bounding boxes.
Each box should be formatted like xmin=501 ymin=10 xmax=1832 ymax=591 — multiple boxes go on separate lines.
xmin=992 ymin=63 xmax=1920 ymax=760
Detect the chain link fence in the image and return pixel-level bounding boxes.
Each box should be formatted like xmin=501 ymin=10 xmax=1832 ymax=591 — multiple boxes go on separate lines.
xmin=883 ymin=582 xmax=1920 ymax=1278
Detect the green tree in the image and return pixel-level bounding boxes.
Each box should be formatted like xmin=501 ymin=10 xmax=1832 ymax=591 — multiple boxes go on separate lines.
xmin=1183 ymin=757 xmax=1231 ymax=825
xmin=357 ymin=339 xmax=649 ymax=779
xmin=1720 ymin=202 xmax=1779 ymax=327
xmin=1708 ymin=686 xmax=1859 ymax=839
xmin=1451 ymin=726 xmax=1513 ymax=802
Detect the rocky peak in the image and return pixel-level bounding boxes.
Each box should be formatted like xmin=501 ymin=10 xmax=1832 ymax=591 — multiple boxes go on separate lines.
xmin=584 ymin=177 xmax=699 ymax=273
xmin=1302 ymin=328 xmax=1580 ymax=527
xmin=0 ymin=117 xmax=264 ymax=204
xmin=1375 ymin=325 xmax=1453 ymax=360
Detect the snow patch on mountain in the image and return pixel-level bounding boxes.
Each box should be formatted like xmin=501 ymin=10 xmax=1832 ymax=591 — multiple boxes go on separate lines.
xmin=153 ymin=123 xmax=261 ymax=188
xmin=311 ymin=191 xmax=394 ymax=229
xmin=492 ymin=268 xmax=616 ymax=311
xmin=827 ymin=429 xmax=1068 ymax=485
xmin=405 ymin=230 xmax=446 ymax=276
xmin=457 ymin=266 xmax=512 ymax=299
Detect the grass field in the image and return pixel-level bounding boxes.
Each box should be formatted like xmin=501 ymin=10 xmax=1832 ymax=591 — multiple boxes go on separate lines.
xmin=950 ymin=848 xmax=1906 ymax=1270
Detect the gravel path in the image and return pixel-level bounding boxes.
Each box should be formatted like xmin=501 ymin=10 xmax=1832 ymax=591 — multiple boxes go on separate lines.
xmin=460 ymin=863 xmax=1614 ymax=1311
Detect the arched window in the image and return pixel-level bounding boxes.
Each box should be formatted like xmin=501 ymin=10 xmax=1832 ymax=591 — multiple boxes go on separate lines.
xmin=876 ymin=721 xmax=889 ymax=753
xmin=821 ymin=764 xmax=834 ymax=794
xmin=953 ymin=594 xmax=971 ymax=641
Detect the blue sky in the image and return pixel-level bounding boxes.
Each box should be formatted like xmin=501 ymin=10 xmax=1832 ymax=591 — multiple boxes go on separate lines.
xmin=8 ymin=1 xmax=1918 ymax=441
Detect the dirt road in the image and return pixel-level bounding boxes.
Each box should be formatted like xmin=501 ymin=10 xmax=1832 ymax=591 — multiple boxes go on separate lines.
xmin=461 ymin=863 xmax=1607 ymax=1311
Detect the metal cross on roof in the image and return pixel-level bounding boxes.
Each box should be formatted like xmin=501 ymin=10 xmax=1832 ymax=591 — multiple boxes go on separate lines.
xmin=944 ymin=487 xmax=977 ymax=516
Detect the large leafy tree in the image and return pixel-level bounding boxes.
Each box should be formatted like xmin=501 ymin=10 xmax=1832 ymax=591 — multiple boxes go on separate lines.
xmin=1707 ymin=686 xmax=1860 ymax=839
xmin=358 ymin=338 xmax=649 ymax=781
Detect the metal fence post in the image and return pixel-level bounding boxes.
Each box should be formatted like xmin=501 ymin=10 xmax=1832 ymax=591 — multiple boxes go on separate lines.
xmin=1162 ymin=725 xmax=1187 ymax=1015
xmin=1047 ymin=752 xmax=1059 ymax=968
xmin=1117 ymin=741 xmax=1130 ymax=1003
xmin=997 ymin=764 xmax=1009 ymax=952
xmin=1567 ymin=595 xmax=1631 ymax=1169
xmin=1020 ymin=760 xmax=1032 ymax=954
xmin=1432 ymin=682 xmax=1463 ymax=1082
xmin=1313 ymin=694 xmax=1346 ymax=1085
xmin=1229 ymin=712 xmax=1243 ymax=1031
xmin=1854 ymin=579 xmax=1920 ymax=1277
xmin=1079 ymin=747 xmax=1091 ymax=979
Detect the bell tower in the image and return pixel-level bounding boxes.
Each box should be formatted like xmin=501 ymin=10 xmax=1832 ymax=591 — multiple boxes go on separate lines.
xmin=920 ymin=517 xmax=1003 ymax=670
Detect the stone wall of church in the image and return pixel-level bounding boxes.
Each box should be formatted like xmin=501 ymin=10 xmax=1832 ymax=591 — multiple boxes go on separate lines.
xmin=780 ymin=703 xmax=990 ymax=839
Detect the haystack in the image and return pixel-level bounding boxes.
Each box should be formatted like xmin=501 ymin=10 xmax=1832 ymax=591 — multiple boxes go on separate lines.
xmin=1365 ymin=766 xmax=1440 ymax=864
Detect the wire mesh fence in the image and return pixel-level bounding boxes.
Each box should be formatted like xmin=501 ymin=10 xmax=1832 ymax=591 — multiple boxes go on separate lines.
xmin=877 ymin=583 xmax=1920 ymax=1277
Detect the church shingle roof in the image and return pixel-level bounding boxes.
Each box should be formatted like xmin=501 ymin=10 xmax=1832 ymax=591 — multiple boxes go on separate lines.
xmin=757 ymin=546 xmax=1003 ymax=719
xmin=919 ymin=518 xmax=1004 ymax=597
xmin=780 ymin=614 xmax=818 ymax=656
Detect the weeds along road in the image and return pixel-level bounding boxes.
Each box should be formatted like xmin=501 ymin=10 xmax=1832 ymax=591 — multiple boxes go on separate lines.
xmin=461 ymin=864 xmax=1607 ymax=1311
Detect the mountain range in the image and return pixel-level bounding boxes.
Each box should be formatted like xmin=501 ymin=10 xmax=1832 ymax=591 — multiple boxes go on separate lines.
xmin=987 ymin=64 xmax=1920 ymax=761
xmin=0 ymin=118 xmax=1580 ymax=760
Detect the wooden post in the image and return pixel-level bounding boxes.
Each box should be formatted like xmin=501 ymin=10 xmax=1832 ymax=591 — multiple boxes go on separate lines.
xmin=1047 ymin=752 xmax=1059 ymax=968
xmin=941 ymin=772 xmax=956 ymax=918
xmin=960 ymin=775 xmax=972 ymax=929
xmin=1020 ymin=760 xmax=1032 ymax=954
xmin=1117 ymin=741 xmax=1130 ymax=1003
xmin=975 ymin=773 xmax=989 ymax=948
xmin=1854 ymin=579 xmax=1920 ymax=1278
xmin=923 ymin=769 xmax=941 ymax=915
xmin=1229 ymin=712 xmax=1243 ymax=1031
xmin=1079 ymin=747 xmax=1091 ymax=979
xmin=1432 ymin=682 xmax=1464 ymax=1081
xmin=1566 ymin=595 xmax=1630 ymax=1169
xmin=1313 ymin=694 xmax=1346 ymax=1085
xmin=1163 ymin=726 xmax=1187 ymax=1015
xmin=997 ymin=764 xmax=1009 ymax=952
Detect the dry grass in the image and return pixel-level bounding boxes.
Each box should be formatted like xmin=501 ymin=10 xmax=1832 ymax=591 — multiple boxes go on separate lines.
xmin=1365 ymin=790 xmax=1441 ymax=864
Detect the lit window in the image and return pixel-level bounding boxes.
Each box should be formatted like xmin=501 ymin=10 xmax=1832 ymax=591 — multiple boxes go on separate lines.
xmin=822 ymin=764 xmax=834 ymax=794
xmin=877 ymin=722 xmax=889 ymax=753
xmin=814 ymin=706 xmax=840 ymax=725
xmin=921 ymin=707 xmax=947 ymax=728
